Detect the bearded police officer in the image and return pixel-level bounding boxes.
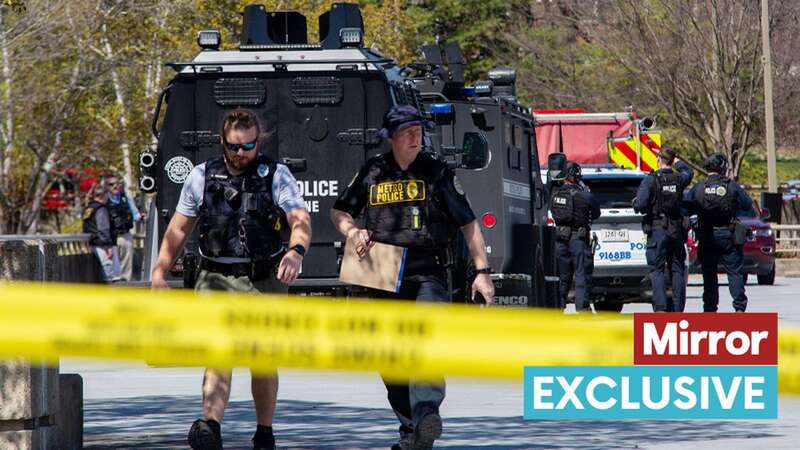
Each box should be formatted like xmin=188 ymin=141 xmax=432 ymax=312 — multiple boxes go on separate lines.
xmin=632 ymin=147 xmax=693 ymax=312
xmin=330 ymin=105 xmax=494 ymax=450
xmin=151 ymin=109 xmax=311 ymax=450
xmin=685 ymin=153 xmax=753 ymax=312
xmin=550 ymin=161 xmax=600 ymax=312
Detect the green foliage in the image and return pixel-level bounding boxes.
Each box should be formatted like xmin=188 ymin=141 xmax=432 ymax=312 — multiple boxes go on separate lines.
xmin=0 ymin=0 xmax=794 ymax=232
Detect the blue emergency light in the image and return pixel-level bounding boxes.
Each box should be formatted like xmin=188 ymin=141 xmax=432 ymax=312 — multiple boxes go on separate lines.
xmin=430 ymin=103 xmax=455 ymax=115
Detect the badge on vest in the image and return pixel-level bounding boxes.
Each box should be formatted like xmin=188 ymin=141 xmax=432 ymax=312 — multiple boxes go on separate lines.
xmin=704 ymin=185 xmax=727 ymax=196
xmin=257 ymin=164 xmax=269 ymax=178
xmin=369 ymin=180 xmax=426 ymax=205
xmin=82 ymin=208 xmax=94 ymax=220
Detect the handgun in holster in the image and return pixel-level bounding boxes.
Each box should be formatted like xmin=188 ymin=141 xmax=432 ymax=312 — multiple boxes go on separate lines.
xmin=183 ymin=252 xmax=198 ymax=289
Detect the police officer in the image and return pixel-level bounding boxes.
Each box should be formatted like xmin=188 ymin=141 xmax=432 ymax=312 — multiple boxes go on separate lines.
xmin=550 ymin=161 xmax=600 ymax=312
xmin=105 ymin=175 xmax=142 ymax=282
xmin=330 ymin=105 xmax=494 ymax=450
xmin=83 ymin=184 xmax=121 ymax=282
xmin=685 ymin=153 xmax=752 ymax=312
xmin=633 ymin=147 xmax=693 ymax=312
xmin=151 ymin=109 xmax=311 ymax=450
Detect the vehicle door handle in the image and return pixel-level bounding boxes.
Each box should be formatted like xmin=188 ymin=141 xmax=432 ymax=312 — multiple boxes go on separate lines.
xmin=282 ymin=157 xmax=307 ymax=173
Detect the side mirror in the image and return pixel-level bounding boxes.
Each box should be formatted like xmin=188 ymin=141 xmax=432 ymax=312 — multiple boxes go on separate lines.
xmin=760 ymin=208 xmax=771 ymax=221
xmin=547 ymin=153 xmax=567 ymax=185
xmin=457 ymin=132 xmax=489 ymax=169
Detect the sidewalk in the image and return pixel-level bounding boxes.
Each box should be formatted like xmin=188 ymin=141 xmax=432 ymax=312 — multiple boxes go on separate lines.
xmin=69 ymin=363 xmax=800 ymax=450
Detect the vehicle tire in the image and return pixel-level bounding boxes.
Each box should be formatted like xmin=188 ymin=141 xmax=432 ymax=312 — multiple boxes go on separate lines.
xmin=758 ymin=265 xmax=776 ymax=285
xmin=594 ymin=301 xmax=624 ymax=313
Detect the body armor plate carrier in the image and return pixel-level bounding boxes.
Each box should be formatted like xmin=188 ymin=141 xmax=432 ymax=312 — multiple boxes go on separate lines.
xmin=198 ymin=154 xmax=283 ymax=261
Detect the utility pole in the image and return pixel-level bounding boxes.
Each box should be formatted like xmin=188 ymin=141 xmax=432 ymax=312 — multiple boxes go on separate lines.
xmin=761 ymin=0 xmax=778 ymax=193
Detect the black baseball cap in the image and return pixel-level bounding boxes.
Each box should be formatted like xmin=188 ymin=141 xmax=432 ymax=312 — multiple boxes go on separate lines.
xmin=378 ymin=105 xmax=431 ymax=138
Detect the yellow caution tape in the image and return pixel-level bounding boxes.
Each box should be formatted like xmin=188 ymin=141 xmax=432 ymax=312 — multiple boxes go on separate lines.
xmin=0 ymin=282 xmax=799 ymax=394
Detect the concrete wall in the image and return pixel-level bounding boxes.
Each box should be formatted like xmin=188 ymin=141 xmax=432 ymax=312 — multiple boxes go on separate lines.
xmin=1 ymin=237 xmax=93 ymax=449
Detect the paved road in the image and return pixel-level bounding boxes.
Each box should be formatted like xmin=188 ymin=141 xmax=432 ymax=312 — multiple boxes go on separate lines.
xmin=63 ymin=275 xmax=800 ymax=449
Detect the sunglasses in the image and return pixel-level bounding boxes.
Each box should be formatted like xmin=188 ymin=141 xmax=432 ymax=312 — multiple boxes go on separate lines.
xmin=224 ymin=139 xmax=258 ymax=152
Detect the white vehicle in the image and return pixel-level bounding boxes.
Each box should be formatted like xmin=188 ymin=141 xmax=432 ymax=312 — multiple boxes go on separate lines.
xmin=580 ymin=166 xmax=649 ymax=312
xmin=541 ymin=165 xmax=651 ymax=311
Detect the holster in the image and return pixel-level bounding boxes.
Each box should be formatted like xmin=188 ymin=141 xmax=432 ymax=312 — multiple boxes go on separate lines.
xmin=641 ymin=220 xmax=653 ymax=236
xmin=250 ymin=248 xmax=286 ymax=281
xmin=575 ymin=226 xmax=590 ymax=241
xmin=556 ymin=225 xmax=572 ymax=241
xmin=434 ymin=246 xmax=455 ymax=268
xmin=733 ymin=221 xmax=750 ymax=246
xmin=183 ymin=252 xmax=198 ymax=289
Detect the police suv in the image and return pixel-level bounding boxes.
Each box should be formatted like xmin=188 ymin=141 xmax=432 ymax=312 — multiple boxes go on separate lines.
xmin=578 ymin=166 xmax=650 ymax=311
xmin=140 ymin=3 xmax=557 ymax=306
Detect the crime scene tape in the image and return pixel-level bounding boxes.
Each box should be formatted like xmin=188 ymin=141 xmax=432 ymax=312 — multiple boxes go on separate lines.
xmin=0 ymin=282 xmax=799 ymax=394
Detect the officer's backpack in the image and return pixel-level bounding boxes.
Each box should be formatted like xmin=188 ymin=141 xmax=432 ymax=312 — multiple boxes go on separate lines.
xmin=550 ymin=184 xmax=576 ymax=225
xmin=652 ymin=171 xmax=682 ymax=217
xmin=698 ymin=176 xmax=736 ymax=225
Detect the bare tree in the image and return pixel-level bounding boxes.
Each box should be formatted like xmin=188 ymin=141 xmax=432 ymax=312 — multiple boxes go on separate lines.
xmin=586 ymin=0 xmax=767 ymax=178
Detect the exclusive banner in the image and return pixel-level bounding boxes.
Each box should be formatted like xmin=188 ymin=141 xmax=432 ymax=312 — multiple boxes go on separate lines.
xmin=525 ymin=313 xmax=779 ymax=420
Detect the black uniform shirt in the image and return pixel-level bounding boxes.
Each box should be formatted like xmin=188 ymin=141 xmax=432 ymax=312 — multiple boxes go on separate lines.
xmin=334 ymin=151 xmax=476 ymax=272
xmin=334 ymin=151 xmax=476 ymax=227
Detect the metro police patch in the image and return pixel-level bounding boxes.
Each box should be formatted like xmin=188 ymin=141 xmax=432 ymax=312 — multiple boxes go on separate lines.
xmin=369 ymin=180 xmax=426 ymax=205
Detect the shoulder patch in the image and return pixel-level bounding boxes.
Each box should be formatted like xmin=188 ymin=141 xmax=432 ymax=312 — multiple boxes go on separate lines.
xmin=453 ymin=175 xmax=465 ymax=195
xmin=257 ymin=163 xmax=269 ymax=178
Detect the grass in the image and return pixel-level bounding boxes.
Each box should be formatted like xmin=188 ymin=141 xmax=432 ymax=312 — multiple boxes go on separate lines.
xmin=738 ymin=157 xmax=800 ymax=187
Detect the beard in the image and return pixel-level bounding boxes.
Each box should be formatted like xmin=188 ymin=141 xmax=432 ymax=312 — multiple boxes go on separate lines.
xmin=223 ymin=149 xmax=256 ymax=172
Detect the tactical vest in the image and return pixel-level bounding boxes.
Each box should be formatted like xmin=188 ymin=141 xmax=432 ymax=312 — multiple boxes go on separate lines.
xmin=650 ymin=170 xmax=682 ymax=218
xmin=198 ymin=154 xmax=282 ymax=259
xmin=550 ymin=183 xmax=583 ymax=228
xmin=82 ymin=201 xmax=114 ymax=247
xmin=363 ymin=153 xmax=454 ymax=249
xmin=108 ymin=194 xmax=134 ymax=235
xmin=697 ymin=175 xmax=737 ymax=228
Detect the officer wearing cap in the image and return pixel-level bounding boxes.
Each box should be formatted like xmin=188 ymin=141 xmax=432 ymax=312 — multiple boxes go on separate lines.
xmin=633 ymin=147 xmax=693 ymax=312
xmin=151 ymin=108 xmax=311 ymax=450
xmin=550 ymin=161 xmax=600 ymax=312
xmin=685 ymin=153 xmax=753 ymax=312
xmin=331 ymin=104 xmax=494 ymax=450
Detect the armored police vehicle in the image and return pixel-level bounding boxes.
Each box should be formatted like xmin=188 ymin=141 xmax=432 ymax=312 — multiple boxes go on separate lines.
xmin=139 ymin=3 xmax=558 ymax=306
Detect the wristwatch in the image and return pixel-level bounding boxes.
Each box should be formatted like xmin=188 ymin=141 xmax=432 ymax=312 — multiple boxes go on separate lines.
xmin=474 ymin=266 xmax=493 ymax=275
xmin=289 ymin=244 xmax=306 ymax=257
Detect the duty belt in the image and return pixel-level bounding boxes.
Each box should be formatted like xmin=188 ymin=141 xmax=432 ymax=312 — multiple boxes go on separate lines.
xmin=651 ymin=215 xmax=681 ymax=228
xmin=199 ymin=257 xmax=253 ymax=278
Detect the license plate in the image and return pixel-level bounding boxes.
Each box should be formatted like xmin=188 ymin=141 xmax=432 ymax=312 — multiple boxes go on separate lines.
xmin=601 ymin=229 xmax=629 ymax=242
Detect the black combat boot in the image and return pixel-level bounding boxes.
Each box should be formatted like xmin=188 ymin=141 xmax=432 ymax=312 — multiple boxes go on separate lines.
xmin=252 ymin=425 xmax=276 ymax=450
xmin=188 ymin=418 xmax=222 ymax=450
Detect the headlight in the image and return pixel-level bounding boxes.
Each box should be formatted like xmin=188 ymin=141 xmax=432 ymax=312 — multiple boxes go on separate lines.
xmin=752 ymin=228 xmax=774 ymax=238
